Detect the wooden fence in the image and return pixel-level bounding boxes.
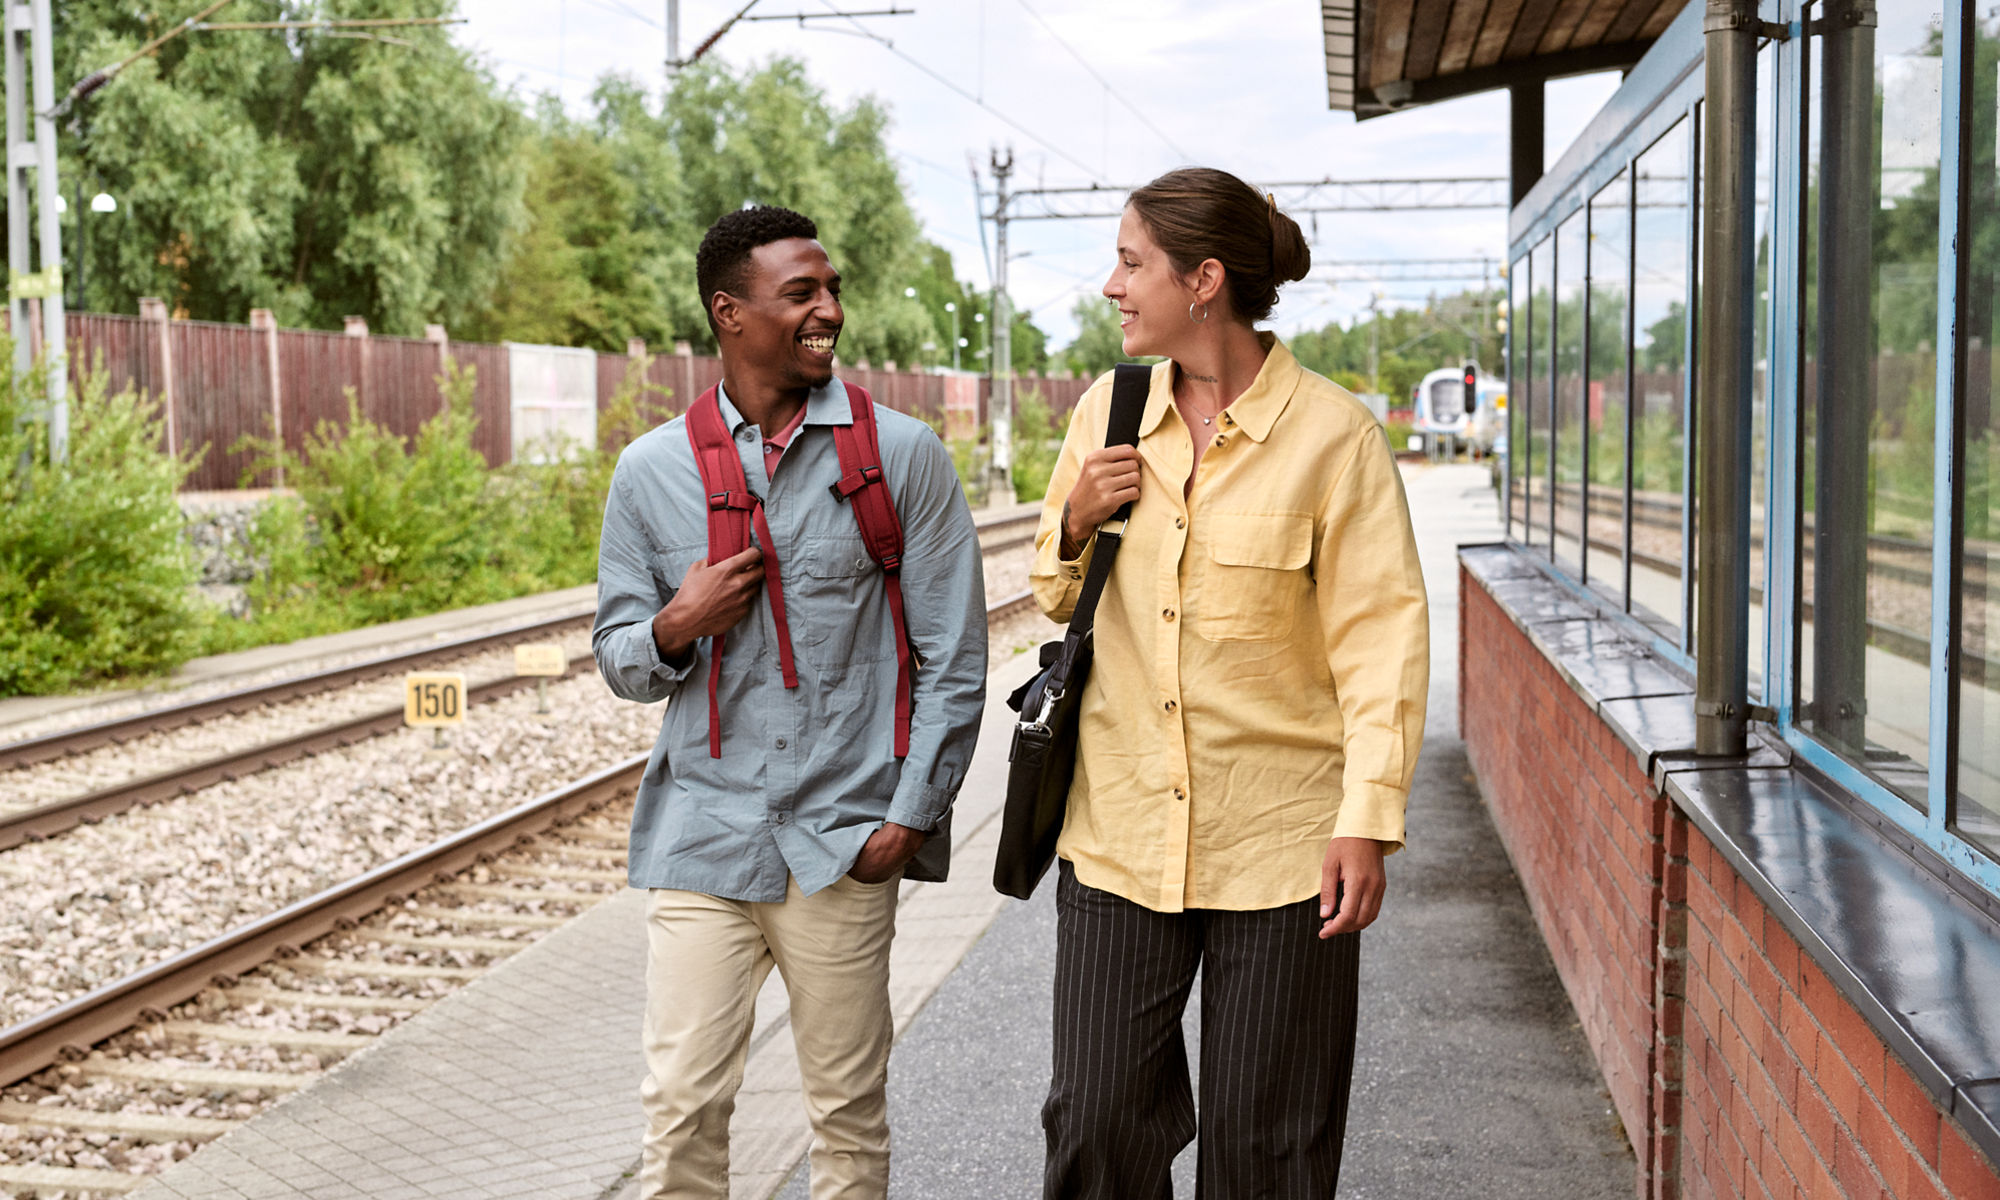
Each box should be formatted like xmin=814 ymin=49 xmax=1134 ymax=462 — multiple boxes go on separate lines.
xmin=41 ymin=308 xmax=1091 ymax=491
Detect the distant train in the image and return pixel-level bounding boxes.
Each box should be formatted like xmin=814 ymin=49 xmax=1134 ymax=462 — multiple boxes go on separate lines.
xmin=1412 ymin=365 xmax=1507 ymax=457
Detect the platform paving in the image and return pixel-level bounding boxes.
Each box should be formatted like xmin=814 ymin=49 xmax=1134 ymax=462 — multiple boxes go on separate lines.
xmin=128 ymin=463 xmax=1637 ymax=1200
xmin=128 ymin=649 xmax=1045 ymax=1200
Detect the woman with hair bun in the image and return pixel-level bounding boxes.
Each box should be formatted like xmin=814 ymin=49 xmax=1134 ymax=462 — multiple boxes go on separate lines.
xmin=1029 ymin=166 xmax=1429 ymax=1196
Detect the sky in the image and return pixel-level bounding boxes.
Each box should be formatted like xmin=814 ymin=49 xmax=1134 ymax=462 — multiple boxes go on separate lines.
xmin=457 ymin=1 xmax=1624 ymax=349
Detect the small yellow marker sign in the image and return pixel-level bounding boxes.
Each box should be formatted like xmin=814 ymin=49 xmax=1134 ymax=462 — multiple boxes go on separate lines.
xmin=514 ymin=643 xmax=568 ymax=676
xmin=404 ymin=672 xmax=467 ymax=727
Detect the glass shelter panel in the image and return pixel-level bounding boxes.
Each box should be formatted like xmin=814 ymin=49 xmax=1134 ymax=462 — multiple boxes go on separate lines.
xmin=1750 ymin=45 xmax=1775 ymax=700
xmin=1799 ymin=5 xmax=1939 ymax=809
xmin=1509 ymin=255 xmax=1528 ymax=539
xmin=1528 ymin=238 xmax=1554 ymax=550
xmin=1960 ymin=12 xmax=2000 ymax=852
xmin=1590 ymin=171 xmax=1631 ymax=599
xmin=1630 ymin=119 xmax=1691 ymax=640
xmin=1554 ymin=214 xmax=1588 ymax=573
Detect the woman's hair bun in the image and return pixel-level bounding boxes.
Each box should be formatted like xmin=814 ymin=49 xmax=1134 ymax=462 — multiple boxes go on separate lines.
xmin=1127 ymin=167 xmax=1311 ymax=323
xmin=1269 ymin=204 xmax=1311 ymax=283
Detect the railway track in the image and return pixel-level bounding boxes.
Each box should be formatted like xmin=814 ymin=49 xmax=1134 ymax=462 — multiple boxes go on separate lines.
xmin=0 ymin=588 xmax=1039 ymax=1199
xmin=0 ymin=611 xmax=595 ymax=774
xmin=0 ymin=511 xmax=1046 ymax=856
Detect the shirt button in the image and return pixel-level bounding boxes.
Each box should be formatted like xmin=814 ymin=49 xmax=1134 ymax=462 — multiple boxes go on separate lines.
xmin=774 ymin=810 xmax=790 ymax=824
xmin=738 ymin=429 xmax=755 ymax=443
xmin=855 ymin=557 xmax=868 ymax=570
xmin=1213 ymin=435 xmax=1228 ymax=447
xmin=1173 ymin=788 xmax=1186 ymax=802
xmin=1174 ymin=517 xmax=1186 ymax=530
xmin=775 ymin=737 xmax=787 ymax=749
xmin=1164 ymin=699 xmax=1177 ymax=713
xmin=1162 ymin=608 xmax=1176 ymax=621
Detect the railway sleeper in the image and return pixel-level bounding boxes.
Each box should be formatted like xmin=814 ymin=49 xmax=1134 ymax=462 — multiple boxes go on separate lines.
xmin=217 ymin=983 xmax=428 ymax=1014
xmin=277 ymin=956 xmax=482 ymax=981
xmin=0 ymin=1162 xmax=147 ymax=1194
xmin=0 ymin=1098 xmax=234 ymax=1142
xmin=520 ymin=841 xmax=629 ymax=864
xmin=500 ymin=863 xmax=625 ymax=884
xmin=73 ymin=1056 xmax=317 ymax=1093
xmin=357 ymin=930 xmax=526 ymax=955
xmin=397 ymin=904 xmax=568 ymax=928
xmin=156 ymin=1020 xmax=370 ymax=1054
xmin=435 ymin=882 xmax=608 ymax=905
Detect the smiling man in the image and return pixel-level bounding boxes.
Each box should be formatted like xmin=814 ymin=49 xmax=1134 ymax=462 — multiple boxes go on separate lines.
xmin=591 ymin=206 xmax=987 ymax=1199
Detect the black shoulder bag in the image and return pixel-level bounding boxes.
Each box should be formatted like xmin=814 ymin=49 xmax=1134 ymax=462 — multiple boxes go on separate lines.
xmin=993 ymin=362 xmax=1150 ymax=900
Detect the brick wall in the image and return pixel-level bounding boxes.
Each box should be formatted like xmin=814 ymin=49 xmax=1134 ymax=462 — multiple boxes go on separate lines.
xmin=1461 ymin=564 xmax=2000 ymax=1199
xmin=1676 ymin=814 xmax=2000 ymax=1199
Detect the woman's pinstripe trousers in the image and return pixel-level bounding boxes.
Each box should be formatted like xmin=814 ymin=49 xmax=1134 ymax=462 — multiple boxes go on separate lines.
xmin=1041 ymin=862 xmax=1362 ymax=1199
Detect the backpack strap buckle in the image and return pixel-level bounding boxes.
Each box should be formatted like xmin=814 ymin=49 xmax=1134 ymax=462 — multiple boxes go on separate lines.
xmin=828 ymin=464 xmax=883 ymax=502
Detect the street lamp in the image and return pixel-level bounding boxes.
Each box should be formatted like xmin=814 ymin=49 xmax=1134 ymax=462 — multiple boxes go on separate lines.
xmin=67 ymin=190 xmax=116 ymax=312
xmin=943 ymin=301 xmax=959 ymax=371
xmin=973 ymin=310 xmax=987 ymax=362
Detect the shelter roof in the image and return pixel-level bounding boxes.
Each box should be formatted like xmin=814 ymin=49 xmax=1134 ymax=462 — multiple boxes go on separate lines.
xmin=1322 ymin=0 xmax=1689 ymax=118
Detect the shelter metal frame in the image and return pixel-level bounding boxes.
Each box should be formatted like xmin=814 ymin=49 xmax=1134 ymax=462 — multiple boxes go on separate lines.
xmin=1502 ymin=0 xmax=2000 ymax=896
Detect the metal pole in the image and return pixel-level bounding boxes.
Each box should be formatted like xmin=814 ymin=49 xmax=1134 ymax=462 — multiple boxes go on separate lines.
xmin=988 ymin=145 xmax=1015 ymax=505
xmin=27 ymin=0 xmax=62 ymax=461
xmin=1694 ymin=0 xmax=1758 ymax=756
xmin=666 ymin=0 xmax=679 ymax=73
xmin=7 ymin=0 xmax=32 ymax=433
xmin=1509 ymin=81 xmax=1545 ymax=209
xmin=1811 ymin=0 xmax=1875 ymax=755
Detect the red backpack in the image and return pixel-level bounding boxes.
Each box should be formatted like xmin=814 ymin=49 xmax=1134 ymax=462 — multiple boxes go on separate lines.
xmin=683 ymin=382 xmax=914 ymax=760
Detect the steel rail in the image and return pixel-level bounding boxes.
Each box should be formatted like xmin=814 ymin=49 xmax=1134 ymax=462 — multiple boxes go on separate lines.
xmin=0 ymin=589 xmax=1042 ymax=1095
xmin=0 ymin=654 xmax=598 ymax=851
xmin=0 ymin=755 xmax=645 ymax=1093
xmin=3 ymin=512 xmax=1042 ymax=772
xmin=0 ymin=610 xmax=595 ymax=771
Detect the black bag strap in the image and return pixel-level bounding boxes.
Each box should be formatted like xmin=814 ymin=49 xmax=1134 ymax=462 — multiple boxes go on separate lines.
xmin=1048 ymin=363 xmax=1150 ymax=680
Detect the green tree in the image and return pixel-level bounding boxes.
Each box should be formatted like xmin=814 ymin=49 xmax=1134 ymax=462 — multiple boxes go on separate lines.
xmin=50 ymin=0 xmax=527 ymax=333
xmin=1060 ymin=294 xmax=1144 ymax=378
xmin=461 ymin=99 xmax=668 ymax=350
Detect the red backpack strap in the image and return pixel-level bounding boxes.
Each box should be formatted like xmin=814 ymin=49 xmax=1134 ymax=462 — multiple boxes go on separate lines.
xmin=685 ymin=388 xmax=799 ymax=758
xmin=828 ymin=383 xmax=914 ymax=758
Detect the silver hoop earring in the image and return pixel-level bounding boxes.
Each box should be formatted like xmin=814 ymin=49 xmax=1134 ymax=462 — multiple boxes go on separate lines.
xmin=1189 ymin=301 xmax=1209 ymax=324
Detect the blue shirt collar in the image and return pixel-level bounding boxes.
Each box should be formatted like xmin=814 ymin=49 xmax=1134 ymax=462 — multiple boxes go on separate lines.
xmin=715 ymin=378 xmax=855 ymax=432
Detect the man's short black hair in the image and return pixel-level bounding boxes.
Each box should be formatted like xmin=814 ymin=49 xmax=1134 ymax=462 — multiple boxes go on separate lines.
xmin=695 ymin=205 xmax=820 ymax=333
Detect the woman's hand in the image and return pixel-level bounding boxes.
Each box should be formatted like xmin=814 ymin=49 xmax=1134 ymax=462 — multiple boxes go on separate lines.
xmin=1062 ymin=445 xmax=1143 ymax=545
xmin=1319 ymin=836 xmax=1388 ymax=938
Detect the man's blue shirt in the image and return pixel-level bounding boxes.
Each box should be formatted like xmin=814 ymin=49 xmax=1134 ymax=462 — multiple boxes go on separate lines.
xmin=592 ymin=379 xmax=988 ymax=902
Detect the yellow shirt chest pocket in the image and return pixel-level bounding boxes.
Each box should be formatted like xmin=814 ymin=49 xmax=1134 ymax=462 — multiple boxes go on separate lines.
xmin=1190 ymin=511 xmax=1315 ymax=643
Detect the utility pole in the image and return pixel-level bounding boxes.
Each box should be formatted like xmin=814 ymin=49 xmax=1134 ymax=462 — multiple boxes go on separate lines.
xmin=1367 ymin=292 xmax=1382 ymax=396
xmin=665 ymin=0 xmax=679 ymax=75
xmin=8 ymin=0 xmax=66 ymax=462
xmin=987 ymin=145 xmax=1015 ymax=506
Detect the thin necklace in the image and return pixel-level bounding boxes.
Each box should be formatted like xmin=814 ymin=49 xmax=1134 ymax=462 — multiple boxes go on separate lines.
xmin=1179 ymin=367 xmax=1222 ymax=424
xmin=1177 ymin=394 xmax=1223 ymax=426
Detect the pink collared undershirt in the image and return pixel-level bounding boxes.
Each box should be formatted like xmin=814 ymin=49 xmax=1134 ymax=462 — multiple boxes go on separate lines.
xmin=761 ymin=401 xmax=810 ymax=479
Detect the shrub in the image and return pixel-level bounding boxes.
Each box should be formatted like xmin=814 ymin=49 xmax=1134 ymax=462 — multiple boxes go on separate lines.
xmin=214 ymin=355 xmax=677 ymax=651
xmin=1010 ymin=386 xmax=1061 ymax=502
xmin=0 ymin=356 xmax=206 ymax=695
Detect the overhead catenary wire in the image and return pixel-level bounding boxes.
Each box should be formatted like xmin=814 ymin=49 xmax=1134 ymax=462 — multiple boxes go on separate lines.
xmin=1009 ymin=0 xmax=1190 ymax=162
xmin=47 ymin=0 xmax=237 ymax=120
xmin=811 ymin=0 xmax=1105 ymax=184
xmin=582 ymin=0 xmax=666 ymax=28
xmin=48 ymin=6 xmax=462 ymax=119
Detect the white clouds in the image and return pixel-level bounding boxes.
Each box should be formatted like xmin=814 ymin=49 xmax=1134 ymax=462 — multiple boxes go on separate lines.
xmin=456 ymin=2 xmax=1622 ymax=343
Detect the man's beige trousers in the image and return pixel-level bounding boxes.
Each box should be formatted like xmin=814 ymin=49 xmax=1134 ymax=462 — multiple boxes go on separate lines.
xmin=639 ymin=874 xmax=899 ymax=1200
